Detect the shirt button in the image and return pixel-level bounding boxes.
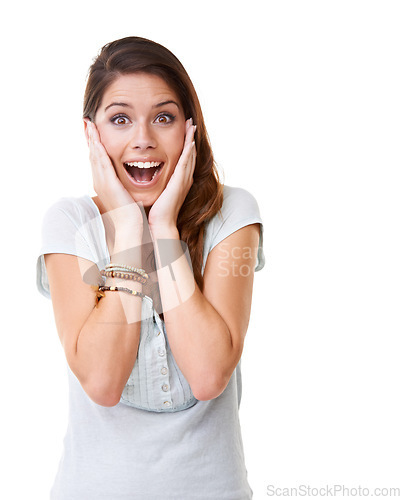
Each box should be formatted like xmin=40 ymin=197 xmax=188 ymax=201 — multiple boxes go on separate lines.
xmin=161 ymin=367 xmax=168 ymax=375
xmin=158 ymin=348 xmax=166 ymax=357
xmin=163 ymin=401 xmax=171 ymax=407
xmin=162 ymin=384 xmax=169 ymax=392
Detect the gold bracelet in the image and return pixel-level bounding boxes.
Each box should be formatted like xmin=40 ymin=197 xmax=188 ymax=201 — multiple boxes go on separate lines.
xmin=99 ymin=285 xmax=145 ymax=298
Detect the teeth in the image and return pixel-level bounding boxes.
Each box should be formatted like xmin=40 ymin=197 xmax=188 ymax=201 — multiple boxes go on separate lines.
xmin=125 ymin=161 xmax=162 ymax=168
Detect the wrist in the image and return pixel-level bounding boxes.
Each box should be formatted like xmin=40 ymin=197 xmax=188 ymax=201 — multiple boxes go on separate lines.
xmin=149 ymin=224 xmax=179 ymax=240
xmin=112 ymin=224 xmax=143 ymax=251
xmin=110 ymin=242 xmax=143 ymax=267
xmin=114 ymin=221 xmax=143 ymax=238
xmin=103 ymin=275 xmax=143 ymax=292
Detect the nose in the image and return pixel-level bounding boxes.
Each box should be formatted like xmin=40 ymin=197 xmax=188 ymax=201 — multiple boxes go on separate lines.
xmin=129 ymin=122 xmax=157 ymax=150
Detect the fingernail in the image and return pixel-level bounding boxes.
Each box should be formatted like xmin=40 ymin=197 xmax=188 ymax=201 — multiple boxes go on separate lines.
xmin=189 ymin=117 xmax=193 ymax=126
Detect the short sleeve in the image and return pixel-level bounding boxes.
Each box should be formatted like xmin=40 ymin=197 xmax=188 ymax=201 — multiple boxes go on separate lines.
xmin=202 ymin=185 xmax=265 ymax=273
xmin=36 ymin=197 xmax=102 ymax=299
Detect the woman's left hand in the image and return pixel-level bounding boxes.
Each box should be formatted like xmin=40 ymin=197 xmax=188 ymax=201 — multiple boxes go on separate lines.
xmin=148 ymin=119 xmax=196 ymax=232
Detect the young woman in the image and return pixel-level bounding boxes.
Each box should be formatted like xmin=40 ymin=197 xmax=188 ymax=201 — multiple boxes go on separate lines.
xmin=37 ymin=36 xmax=265 ymax=499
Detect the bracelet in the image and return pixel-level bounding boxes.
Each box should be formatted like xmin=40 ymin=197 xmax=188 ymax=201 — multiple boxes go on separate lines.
xmin=106 ymin=263 xmax=148 ymax=279
xmin=100 ymin=269 xmax=147 ymax=284
xmin=92 ymin=285 xmax=106 ymax=306
xmin=99 ymin=285 xmax=145 ymax=299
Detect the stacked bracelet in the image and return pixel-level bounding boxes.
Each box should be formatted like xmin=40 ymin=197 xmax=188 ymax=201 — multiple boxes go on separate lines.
xmin=94 ymin=263 xmax=147 ymax=305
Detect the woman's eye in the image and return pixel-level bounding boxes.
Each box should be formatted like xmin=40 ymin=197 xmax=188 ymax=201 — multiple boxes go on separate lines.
xmin=155 ymin=113 xmax=175 ymax=124
xmin=111 ymin=115 xmax=130 ymax=125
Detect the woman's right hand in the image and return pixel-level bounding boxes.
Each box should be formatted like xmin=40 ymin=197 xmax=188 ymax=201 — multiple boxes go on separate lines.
xmin=85 ymin=119 xmax=145 ymax=229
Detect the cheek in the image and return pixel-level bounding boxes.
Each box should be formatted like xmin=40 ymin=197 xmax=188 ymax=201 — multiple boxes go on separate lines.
xmin=166 ymin=128 xmax=186 ymax=164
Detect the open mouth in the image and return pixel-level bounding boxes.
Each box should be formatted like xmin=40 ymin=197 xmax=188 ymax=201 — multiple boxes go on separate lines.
xmin=123 ymin=161 xmax=164 ymax=184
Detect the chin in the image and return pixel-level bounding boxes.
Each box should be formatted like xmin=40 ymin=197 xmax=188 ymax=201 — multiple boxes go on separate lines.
xmin=126 ymin=190 xmax=159 ymax=212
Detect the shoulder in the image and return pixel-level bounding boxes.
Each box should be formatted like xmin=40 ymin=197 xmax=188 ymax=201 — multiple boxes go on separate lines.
xmin=205 ymin=185 xmax=263 ymax=243
xmin=202 ymin=185 xmax=264 ymax=272
xmin=221 ymin=184 xmax=261 ymax=208
xmin=42 ymin=195 xmax=98 ymax=228
xmin=37 ymin=195 xmax=104 ymax=298
xmin=39 ymin=194 xmax=103 ymax=266
xmin=217 ymin=185 xmax=262 ymax=223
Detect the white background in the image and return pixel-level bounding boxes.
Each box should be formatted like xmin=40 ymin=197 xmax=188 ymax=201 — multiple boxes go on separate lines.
xmin=1 ymin=1 xmax=400 ymax=498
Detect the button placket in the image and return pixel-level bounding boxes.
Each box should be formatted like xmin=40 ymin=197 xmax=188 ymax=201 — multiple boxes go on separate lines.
xmin=120 ymin=297 xmax=201 ymax=412
xmin=152 ymin=319 xmax=172 ymax=408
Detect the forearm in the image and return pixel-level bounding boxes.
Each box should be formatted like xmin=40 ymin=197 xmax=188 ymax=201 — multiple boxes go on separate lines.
xmin=69 ymin=237 xmax=144 ymax=406
xmin=151 ymin=227 xmax=237 ymax=400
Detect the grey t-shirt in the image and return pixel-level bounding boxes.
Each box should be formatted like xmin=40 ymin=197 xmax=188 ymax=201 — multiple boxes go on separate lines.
xmin=37 ymin=185 xmax=265 ymax=500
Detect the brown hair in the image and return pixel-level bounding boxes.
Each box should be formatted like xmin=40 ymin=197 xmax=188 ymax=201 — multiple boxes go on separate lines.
xmin=83 ymin=36 xmax=223 ymax=291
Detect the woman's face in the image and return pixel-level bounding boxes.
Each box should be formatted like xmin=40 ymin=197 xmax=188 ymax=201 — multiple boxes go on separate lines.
xmin=91 ymin=73 xmax=187 ymax=209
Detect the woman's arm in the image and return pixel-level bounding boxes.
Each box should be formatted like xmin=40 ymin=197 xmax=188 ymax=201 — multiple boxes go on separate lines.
xmin=44 ymin=121 xmax=147 ymax=407
xmin=147 ymin=120 xmax=260 ymax=401
xmin=45 ymin=237 xmax=143 ymax=407
xmin=151 ymin=222 xmax=260 ymax=401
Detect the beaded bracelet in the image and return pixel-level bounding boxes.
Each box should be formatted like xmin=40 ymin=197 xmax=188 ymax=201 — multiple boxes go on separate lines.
xmin=99 ymin=285 xmax=145 ymax=299
xmin=106 ymin=263 xmax=148 ymax=279
xmin=100 ymin=269 xmax=147 ymax=284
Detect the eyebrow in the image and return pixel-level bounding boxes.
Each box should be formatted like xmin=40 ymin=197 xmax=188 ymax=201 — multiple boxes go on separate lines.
xmin=104 ymin=102 xmax=132 ymax=112
xmin=152 ymin=100 xmax=180 ymax=109
xmin=104 ymin=100 xmax=180 ymax=113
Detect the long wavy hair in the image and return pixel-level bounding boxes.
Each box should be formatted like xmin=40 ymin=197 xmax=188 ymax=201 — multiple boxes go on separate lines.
xmin=83 ymin=36 xmax=224 ymax=291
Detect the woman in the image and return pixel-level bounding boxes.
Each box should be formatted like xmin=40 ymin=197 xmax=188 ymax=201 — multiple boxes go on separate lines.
xmin=37 ymin=36 xmax=265 ymax=499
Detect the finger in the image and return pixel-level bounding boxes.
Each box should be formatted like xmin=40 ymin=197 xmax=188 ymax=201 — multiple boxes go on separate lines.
xmin=192 ymin=142 xmax=197 ymax=168
xmin=87 ymin=122 xmax=105 ymax=153
xmin=87 ymin=121 xmax=100 ymax=142
xmin=184 ymin=119 xmax=196 ymax=146
xmin=185 ymin=117 xmax=193 ymax=134
xmin=87 ymin=122 xmax=99 ymax=161
xmin=187 ymin=143 xmax=196 ymax=177
xmin=87 ymin=123 xmax=115 ymax=172
xmin=178 ymin=141 xmax=195 ymax=173
xmin=189 ymin=140 xmax=196 ymax=166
